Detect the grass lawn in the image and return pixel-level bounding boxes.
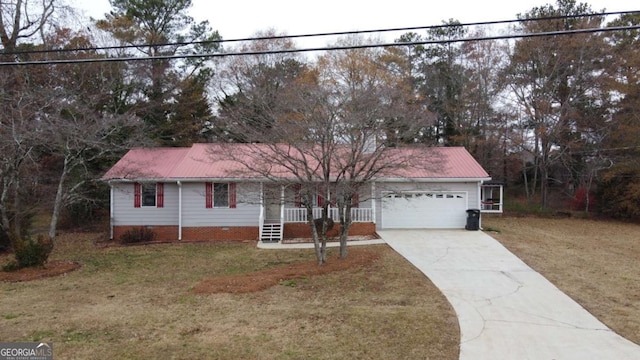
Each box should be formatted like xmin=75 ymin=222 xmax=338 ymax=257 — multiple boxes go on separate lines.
xmin=0 ymin=234 xmax=459 ymax=359
xmin=483 ymin=216 xmax=640 ymax=345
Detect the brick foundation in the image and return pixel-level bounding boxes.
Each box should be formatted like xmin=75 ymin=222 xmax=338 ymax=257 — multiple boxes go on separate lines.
xmin=113 ymin=225 xmax=179 ymax=242
xmin=113 ymin=223 xmax=375 ymax=242
xmin=181 ymin=226 xmax=258 ymax=242
xmin=283 ymin=222 xmax=376 ymax=239
xmin=112 ymin=225 xmax=258 ymax=242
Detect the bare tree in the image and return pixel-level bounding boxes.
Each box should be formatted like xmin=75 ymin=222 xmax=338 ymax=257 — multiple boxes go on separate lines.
xmin=0 ymin=0 xmax=59 ymax=250
xmin=317 ymin=36 xmax=433 ymax=258
xmin=215 ymin=35 xmax=434 ymax=264
xmin=0 ymin=17 xmax=141 ymax=266
xmin=503 ymin=1 xmax=609 ymax=208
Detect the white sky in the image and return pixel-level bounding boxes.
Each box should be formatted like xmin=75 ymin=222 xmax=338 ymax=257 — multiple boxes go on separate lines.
xmin=73 ymin=0 xmax=637 ymax=48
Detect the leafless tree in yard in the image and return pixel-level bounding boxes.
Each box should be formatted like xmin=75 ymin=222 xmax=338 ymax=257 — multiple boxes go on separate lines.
xmin=0 ymin=2 xmax=143 ymax=266
xmin=214 ymin=35 xmax=435 ymax=264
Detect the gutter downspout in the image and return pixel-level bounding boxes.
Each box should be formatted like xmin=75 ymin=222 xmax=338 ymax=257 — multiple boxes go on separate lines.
xmin=478 ymin=181 xmax=483 ymax=229
xmin=177 ymin=181 xmax=183 ymax=241
xmin=109 ymin=183 xmax=114 ymax=240
xmin=258 ymin=182 xmax=264 ymax=241
xmin=280 ymin=185 xmax=285 ymax=241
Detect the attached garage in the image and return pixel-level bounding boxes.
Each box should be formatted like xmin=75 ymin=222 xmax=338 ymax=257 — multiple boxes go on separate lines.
xmin=381 ymin=191 xmax=468 ymax=229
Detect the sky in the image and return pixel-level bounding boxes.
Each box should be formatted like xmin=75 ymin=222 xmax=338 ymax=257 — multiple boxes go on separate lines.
xmin=73 ymin=0 xmax=637 ymax=48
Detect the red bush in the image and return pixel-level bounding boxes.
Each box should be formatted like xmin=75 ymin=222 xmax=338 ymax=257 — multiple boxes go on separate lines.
xmin=569 ymin=187 xmax=596 ymax=212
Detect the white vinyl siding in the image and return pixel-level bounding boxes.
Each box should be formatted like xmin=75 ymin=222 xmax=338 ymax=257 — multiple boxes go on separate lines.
xmin=181 ymin=182 xmax=260 ymax=227
xmin=112 ymin=183 xmax=178 ymax=226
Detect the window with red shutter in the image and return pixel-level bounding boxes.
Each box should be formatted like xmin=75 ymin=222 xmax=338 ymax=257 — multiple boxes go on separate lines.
xmin=213 ymin=183 xmax=229 ymax=207
xmin=134 ymin=183 xmax=141 ymax=208
xmin=141 ymin=183 xmax=156 ymax=206
xmin=229 ymin=183 xmax=237 ymax=208
xmin=294 ymin=184 xmax=302 ymax=207
xmin=205 ymin=182 xmax=213 ymax=208
xmin=156 ymin=183 xmax=164 ymax=208
xmin=352 ymin=192 xmax=359 ymax=208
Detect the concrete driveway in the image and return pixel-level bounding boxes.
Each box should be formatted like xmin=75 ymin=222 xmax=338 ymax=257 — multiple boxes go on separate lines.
xmin=379 ymin=229 xmax=640 ymax=360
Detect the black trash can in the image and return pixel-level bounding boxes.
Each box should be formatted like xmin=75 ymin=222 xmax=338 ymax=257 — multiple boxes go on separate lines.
xmin=465 ymin=209 xmax=480 ymax=231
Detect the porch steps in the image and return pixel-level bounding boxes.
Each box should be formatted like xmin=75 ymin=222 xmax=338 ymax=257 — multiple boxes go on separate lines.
xmin=260 ymin=223 xmax=283 ymax=242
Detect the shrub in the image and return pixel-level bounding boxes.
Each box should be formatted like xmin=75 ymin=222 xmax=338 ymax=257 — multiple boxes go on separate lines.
xmin=597 ymin=164 xmax=640 ymax=221
xmin=313 ymin=217 xmax=335 ymax=234
xmin=569 ymin=187 xmax=597 ymax=212
xmin=12 ymin=234 xmax=53 ymax=268
xmin=120 ymin=227 xmax=156 ymax=244
xmin=0 ymin=228 xmax=11 ymax=253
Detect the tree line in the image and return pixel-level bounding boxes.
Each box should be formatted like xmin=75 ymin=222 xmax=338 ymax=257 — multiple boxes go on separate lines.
xmin=1 ymin=0 xmax=639 ymax=265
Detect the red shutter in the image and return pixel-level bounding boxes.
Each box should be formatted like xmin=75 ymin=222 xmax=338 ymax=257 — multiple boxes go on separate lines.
xmin=205 ymin=182 xmax=213 ymax=208
xmin=134 ymin=182 xmax=141 ymax=208
xmin=352 ymin=192 xmax=359 ymax=208
xmin=294 ymin=184 xmax=302 ymax=207
xmin=317 ymin=193 xmax=324 ymax=207
xmin=156 ymin=183 xmax=164 ymax=208
xmin=229 ymin=183 xmax=237 ymax=208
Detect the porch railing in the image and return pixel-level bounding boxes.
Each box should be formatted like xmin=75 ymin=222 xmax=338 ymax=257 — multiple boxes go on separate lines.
xmin=284 ymin=207 xmax=373 ymax=223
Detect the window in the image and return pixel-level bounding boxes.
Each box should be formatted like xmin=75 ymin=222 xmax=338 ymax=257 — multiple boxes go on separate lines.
xmin=142 ymin=183 xmax=156 ymax=207
xmin=214 ymin=183 xmax=229 ymax=207
xmin=134 ymin=182 xmax=164 ymax=208
xmin=205 ymin=182 xmax=237 ymax=208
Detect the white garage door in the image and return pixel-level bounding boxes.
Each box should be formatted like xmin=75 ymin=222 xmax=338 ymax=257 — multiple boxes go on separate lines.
xmin=382 ymin=191 xmax=468 ymax=229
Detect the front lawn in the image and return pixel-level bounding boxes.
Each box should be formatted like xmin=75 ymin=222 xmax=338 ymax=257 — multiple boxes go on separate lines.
xmin=0 ymin=234 xmax=459 ymax=359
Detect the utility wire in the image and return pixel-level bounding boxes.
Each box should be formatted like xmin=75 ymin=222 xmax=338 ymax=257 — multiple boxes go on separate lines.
xmin=1 ymin=10 xmax=638 ymax=57
xmin=1 ymin=24 xmax=638 ymax=67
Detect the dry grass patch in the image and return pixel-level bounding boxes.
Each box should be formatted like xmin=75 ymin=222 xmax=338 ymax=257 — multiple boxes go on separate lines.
xmin=483 ymin=216 xmax=640 ymax=345
xmin=0 ymin=232 xmax=459 ymax=359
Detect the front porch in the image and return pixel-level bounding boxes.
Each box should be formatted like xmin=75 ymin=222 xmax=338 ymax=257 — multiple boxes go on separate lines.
xmin=283 ymin=207 xmax=373 ymax=223
xmin=258 ymin=183 xmax=375 ymax=242
xmin=260 ymin=206 xmax=375 ymax=242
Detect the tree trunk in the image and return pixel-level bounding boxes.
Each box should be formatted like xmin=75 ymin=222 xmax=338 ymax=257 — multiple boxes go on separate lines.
xmin=320 ymin=205 xmax=329 ymax=263
xmin=49 ymin=156 xmax=69 ymax=242
xmin=306 ymin=205 xmax=324 ymax=265
xmin=0 ymin=176 xmax=11 ymax=233
xmin=339 ymin=204 xmax=352 ymax=259
xmin=13 ymin=175 xmax=21 ymax=237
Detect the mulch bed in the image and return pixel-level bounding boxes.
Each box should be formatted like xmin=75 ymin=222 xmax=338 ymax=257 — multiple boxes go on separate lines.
xmin=0 ymin=261 xmax=82 ymax=282
xmin=193 ymin=248 xmax=381 ymax=294
xmin=281 ymin=234 xmax=380 ymax=244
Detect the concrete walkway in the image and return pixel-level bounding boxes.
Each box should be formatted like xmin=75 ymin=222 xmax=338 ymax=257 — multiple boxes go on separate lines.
xmin=380 ymin=229 xmax=640 ymax=360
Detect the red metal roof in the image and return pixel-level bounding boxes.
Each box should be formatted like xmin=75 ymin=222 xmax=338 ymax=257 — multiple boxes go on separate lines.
xmin=102 ymin=143 xmax=490 ymax=181
xmin=101 ymin=147 xmax=190 ymax=180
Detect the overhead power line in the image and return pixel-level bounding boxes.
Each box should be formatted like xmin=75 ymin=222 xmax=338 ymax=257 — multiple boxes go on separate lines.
xmin=1 ymin=9 xmax=637 ymax=57
xmin=1 ymin=13 xmax=639 ymax=66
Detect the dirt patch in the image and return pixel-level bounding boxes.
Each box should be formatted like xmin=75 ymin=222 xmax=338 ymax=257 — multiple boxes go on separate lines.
xmin=0 ymin=260 xmax=81 ymax=282
xmin=281 ymin=234 xmax=379 ymax=244
xmin=194 ymin=248 xmax=380 ymax=294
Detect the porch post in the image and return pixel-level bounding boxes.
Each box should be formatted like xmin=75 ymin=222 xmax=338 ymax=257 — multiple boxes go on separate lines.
xmin=371 ymin=181 xmax=376 ymax=224
xmin=280 ymin=185 xmax=285 ymax=223
xmin=259 ymin=182 xmax=264 ymax=239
